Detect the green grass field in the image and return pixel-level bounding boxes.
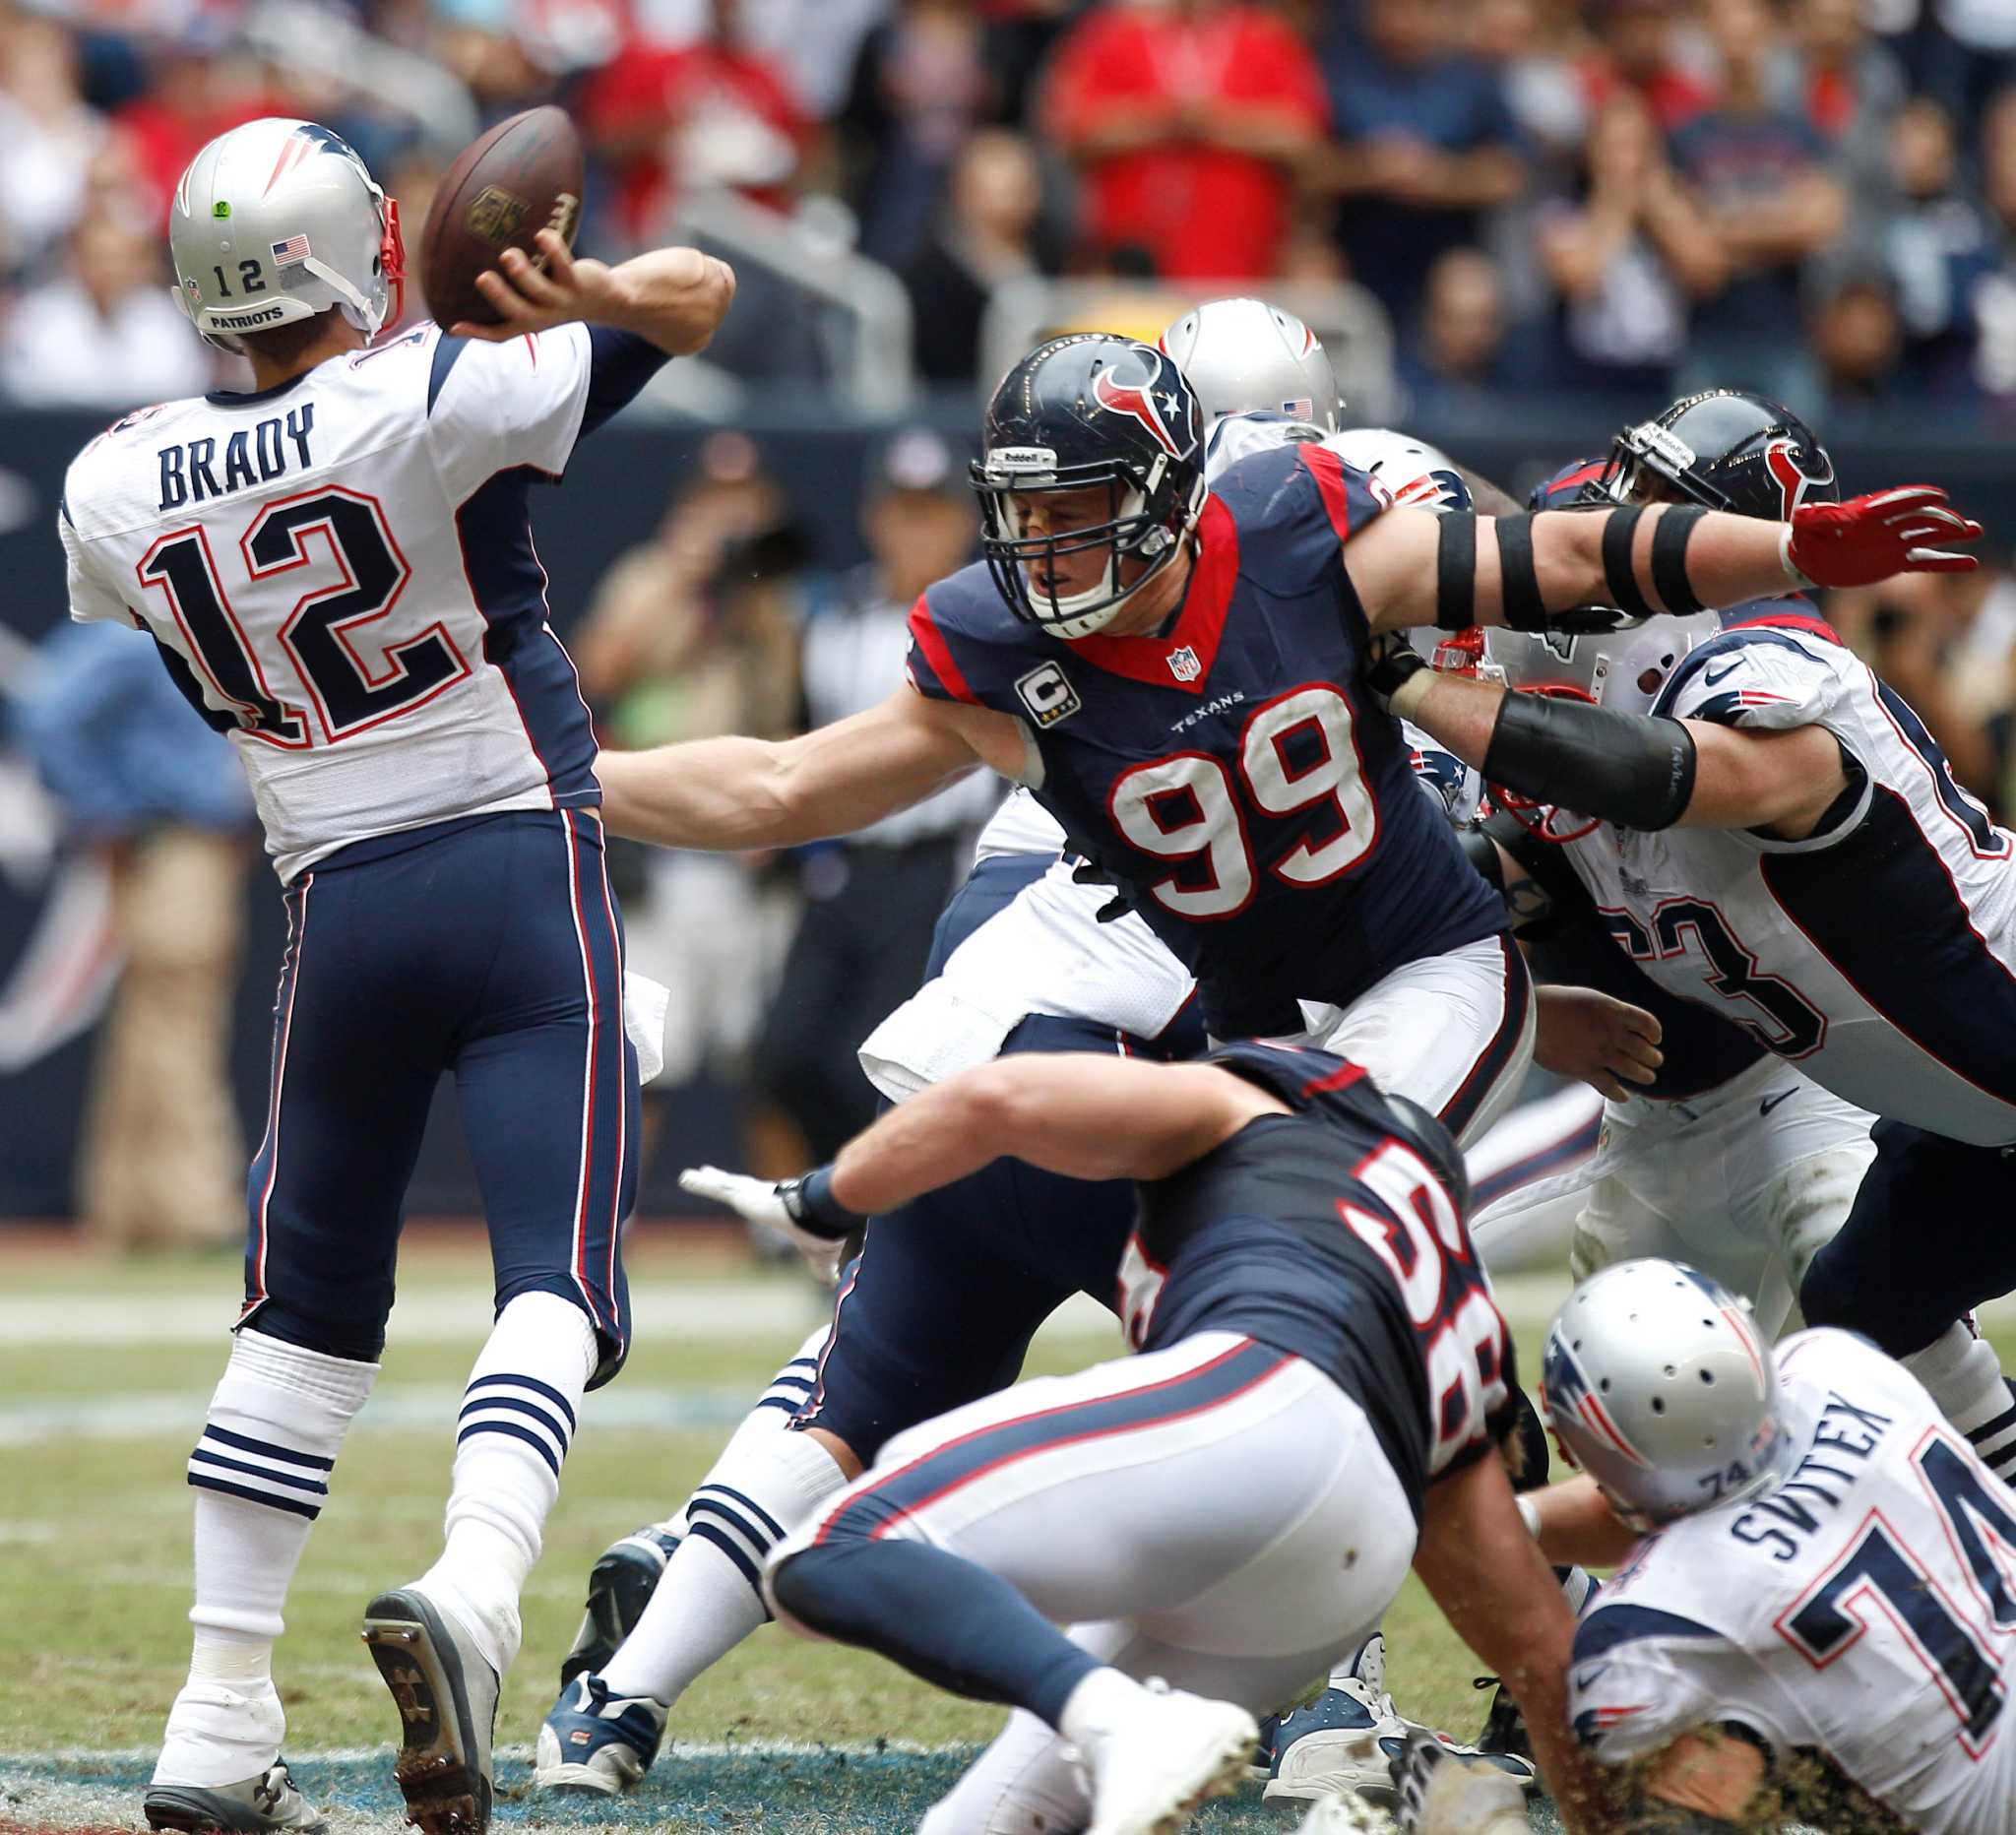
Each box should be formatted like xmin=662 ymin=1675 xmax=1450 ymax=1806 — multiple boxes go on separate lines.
xmin=5 ymin=1233 xmax=2001 ymax=1832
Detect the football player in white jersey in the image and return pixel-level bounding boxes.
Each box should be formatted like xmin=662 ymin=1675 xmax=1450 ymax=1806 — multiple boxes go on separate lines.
xmin=1372 ymin=392 xmax=2016 ymax=1491
xmin=58 ymin=116 xmax=731 ymax=1835
xmin=1398 ymin=1257 xmax=2016 ymax=1835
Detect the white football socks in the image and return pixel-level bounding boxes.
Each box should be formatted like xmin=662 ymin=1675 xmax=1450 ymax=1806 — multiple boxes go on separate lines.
xmin=158 ymin=1329 xmax=377 ymax=1787
xmin=415 ymin=1291 xmax=598 ymax=1678
xmin=599 ymin=1425 xmax=847 ymax=1704
xmin=1906 ymin=1322 xmax=2015 ymax=1469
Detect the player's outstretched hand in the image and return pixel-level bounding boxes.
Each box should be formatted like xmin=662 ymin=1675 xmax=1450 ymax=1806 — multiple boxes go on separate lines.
xmin=456 ymin=235 xmax=733 ymax=356
xmin=677 ymin=1165 xmax=849 ymax=1286
xmin=1387 ymin=1729 xmax=1529 ymax=1835
xmin=454 ymin=228 xmax=616 ymax=341
xmin=1533 ymin=984 xmax=1663 ymax=1103
xmin=1782 ymin=485 xmax=1982 ymax=589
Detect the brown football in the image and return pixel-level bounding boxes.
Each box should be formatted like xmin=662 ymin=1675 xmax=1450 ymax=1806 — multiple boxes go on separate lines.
xmin=419 ymin=106 xmax=585 ymax=330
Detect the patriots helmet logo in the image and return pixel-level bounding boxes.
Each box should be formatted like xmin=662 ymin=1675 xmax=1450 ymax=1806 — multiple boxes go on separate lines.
xmin=1542 ymin=1330 xmax=1650 ymax=1468
xmin=1092 ymin=353 xmax=1187 ymax=460
xmin=1763 ymin=436 xmax=1835 ymax=521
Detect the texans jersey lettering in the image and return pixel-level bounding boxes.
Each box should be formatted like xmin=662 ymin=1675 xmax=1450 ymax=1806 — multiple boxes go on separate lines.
xmin=60 ymin=324 xmax=608 ymax=880
xmin=1121 ymin=1041 xmax=1514 ymax=1514
xmin=905 ymin=440 xmax=1506 ymax=1039
xmin=1555 ymin=611 xmax=2016 ymax=1146
xmin=1571 ymin=1329 xmax=2016 ymax=1832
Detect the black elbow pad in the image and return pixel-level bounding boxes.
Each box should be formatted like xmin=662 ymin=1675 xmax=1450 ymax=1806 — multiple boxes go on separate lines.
xmin=1482 ymin=692 xmax=1697 ymax=832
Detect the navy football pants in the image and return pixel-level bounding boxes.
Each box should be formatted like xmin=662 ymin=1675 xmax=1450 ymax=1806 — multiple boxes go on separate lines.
xmin=240 ymin=810 xmax=637 ymax=1382
xmin=791 ymin=854 xmax=1207 ymax=1460
xmin=1801 ymin=1119 xmax=2016 ymax=1356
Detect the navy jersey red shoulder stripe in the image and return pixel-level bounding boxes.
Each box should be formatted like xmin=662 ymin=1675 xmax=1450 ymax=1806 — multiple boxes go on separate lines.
xmin=906 ymin=594 xmax=978 ymax=705
xmin=1297 ymin=443 xmax=1358 ymax=543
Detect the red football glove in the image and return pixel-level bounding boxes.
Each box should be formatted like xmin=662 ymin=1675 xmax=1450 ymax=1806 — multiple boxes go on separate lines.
xmin=1782 ymin=485 xmax=1982 ymax=590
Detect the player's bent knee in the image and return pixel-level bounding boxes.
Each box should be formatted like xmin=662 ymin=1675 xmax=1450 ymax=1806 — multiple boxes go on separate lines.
xmin=243 ymin=1297 xmax=389 ymax=1365
xmin=494 ymin=1273 xmax=628 ymax=1387
xmin=761 ymin=1536 xmax=836 ymax=1637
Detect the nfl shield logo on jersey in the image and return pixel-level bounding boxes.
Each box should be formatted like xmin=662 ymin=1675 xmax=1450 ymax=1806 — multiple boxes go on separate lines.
xmin=1167 ymin=646 xmax=1202 ymax=683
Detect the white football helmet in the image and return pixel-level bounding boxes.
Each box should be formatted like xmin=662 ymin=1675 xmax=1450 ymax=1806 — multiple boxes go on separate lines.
xmin=1158 ymin=296 xmax=1341 ymax=432
xmin=168 ymin=118 xmax=406 ymax=350
xmin=1543 ymin=1259 xmax=1801 ymax=1533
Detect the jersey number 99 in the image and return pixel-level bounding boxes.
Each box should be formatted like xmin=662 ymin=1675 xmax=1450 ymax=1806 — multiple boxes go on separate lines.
xmin=1107 ymin=684 xmax=1379 ymax=919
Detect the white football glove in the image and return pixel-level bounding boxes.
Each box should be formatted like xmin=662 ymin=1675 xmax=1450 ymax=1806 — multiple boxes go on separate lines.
xmin=1388 ymin=1730 xmax=1529 ymax=1835
xmin=677 ymin=1166 xmax=850 ymax=1286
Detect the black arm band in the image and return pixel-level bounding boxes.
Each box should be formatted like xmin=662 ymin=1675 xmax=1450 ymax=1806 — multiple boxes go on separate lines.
xmin=1492 ymin=513 xmax=1548 ymax=630
xmin=782 ymin=1165 xmax=861 ymax=1240
xmin=1482 ymin=690 xmax=1698 ymax=832
xmin=1601 ymin=506 xmax=1655 ymax=618
xmin=1651 ymin=504 xmax=1710 ymax=614
xmin=1435 ymin=513 xmax=1478 ymax=630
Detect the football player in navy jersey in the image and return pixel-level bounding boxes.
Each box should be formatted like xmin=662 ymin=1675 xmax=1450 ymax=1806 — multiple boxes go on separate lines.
xmin=1376 ymin=390 xmax=2016 ymax=1491
xmin=598 ymin=336 xmax=1972 ymax=1158
xmin=763 ymin=1043 xmax=1610 ymax=1835
xmin=528 ymin=315 xmax=1648 ymax=1807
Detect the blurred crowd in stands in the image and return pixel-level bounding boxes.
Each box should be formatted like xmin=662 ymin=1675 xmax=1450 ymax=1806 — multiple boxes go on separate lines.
xmin=8 ymin=0 xmax=2016 ymax=1231
xmin=2 ymin=0 xmax=2015 ymax=419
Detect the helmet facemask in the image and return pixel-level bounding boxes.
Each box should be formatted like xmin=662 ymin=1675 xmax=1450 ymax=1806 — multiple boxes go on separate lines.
xmin=973 ymin=451 xmax=1203 ymax=640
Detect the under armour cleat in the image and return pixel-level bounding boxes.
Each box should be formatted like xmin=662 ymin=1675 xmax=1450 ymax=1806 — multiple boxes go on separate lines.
xmin=1077 ymin=1677 xmax=1257 ymax=1835
xmin=1263 ymin=1635 xmax=1536 ymax=1808
xmin=361 ymin=1587 xmax=500 ymax=1835
xmin=144 ymin=1761 xmax=327 ymax=1835
xmin=534 ymin=1672 xmax=668 ymax=1795
xmin=558 ymin=1523 xmax=682 ymax=1686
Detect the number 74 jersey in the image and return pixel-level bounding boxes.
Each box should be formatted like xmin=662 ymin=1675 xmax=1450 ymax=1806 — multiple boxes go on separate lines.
xmin=1555 ymin=613 xmax=2016 ymax=1147
xmin=1570 ymin=1329 xmax=2016 ymax=1833
xmin=58 ymin=324 xmax=604 ymax=880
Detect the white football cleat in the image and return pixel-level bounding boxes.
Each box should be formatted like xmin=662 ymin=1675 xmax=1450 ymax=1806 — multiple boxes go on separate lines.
xmin=1265 ymin=1635 xmax=1535 ymax=1808
xmin=1077 ymin=1678 xmax=1257 ymax=1835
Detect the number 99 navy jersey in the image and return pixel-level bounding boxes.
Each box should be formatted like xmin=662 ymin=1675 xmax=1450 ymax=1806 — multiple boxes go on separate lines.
xmin=1120 ymin=1040 xmax=1517 ymax=1521
xmin=906 ymin=440 xmax=1507 ymax=1040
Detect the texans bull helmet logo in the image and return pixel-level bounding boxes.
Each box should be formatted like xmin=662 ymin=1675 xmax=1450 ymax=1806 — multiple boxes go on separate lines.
xmin=1763 ymin=436 xmax=1836 ymax=520
xmin=1091 ymin=353 xmax=1189 ymax=461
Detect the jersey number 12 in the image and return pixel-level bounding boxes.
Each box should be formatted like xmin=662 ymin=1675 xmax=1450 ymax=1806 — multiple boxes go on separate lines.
xmin=137 ymin=487 xmax=470 ymax=747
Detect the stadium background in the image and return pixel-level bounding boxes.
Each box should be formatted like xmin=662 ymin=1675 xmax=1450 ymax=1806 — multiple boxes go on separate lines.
xmin=2 ymin=2 xmax=2015 ymax=1828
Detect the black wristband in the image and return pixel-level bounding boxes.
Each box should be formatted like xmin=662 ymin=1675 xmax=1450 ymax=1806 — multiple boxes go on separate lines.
xmin=1482 ymin=690 xmax=1697 ymax=832
xmin=1651 ymin=505 xmax=1710 ymax=615
xmin=780 ymin=1165 xmax=860 ymax=1240
xmin=1436 ymin=513 xmax=1478 ymax=631
xmin=1492 ymin=513 xmax=1548 ymax=631
xmin=1601 ymin=506 xmax=1654 ymax=619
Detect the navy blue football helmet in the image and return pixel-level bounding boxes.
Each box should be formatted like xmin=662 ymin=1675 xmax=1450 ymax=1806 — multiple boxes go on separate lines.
xmin=971 ymin=335 xmax=1207 ymax=638
xmin=1596 ymin=389 xmax=1839 ymax=519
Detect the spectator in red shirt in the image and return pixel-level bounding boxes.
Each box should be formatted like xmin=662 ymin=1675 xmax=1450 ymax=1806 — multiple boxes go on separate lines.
xmin=1579 ymin=0 xmax=1715 ymax=135
xmin=1040 ymin=0 xmax=1327 ymax=282
xmin=578 ymin=0 xmax=808 ymax=244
